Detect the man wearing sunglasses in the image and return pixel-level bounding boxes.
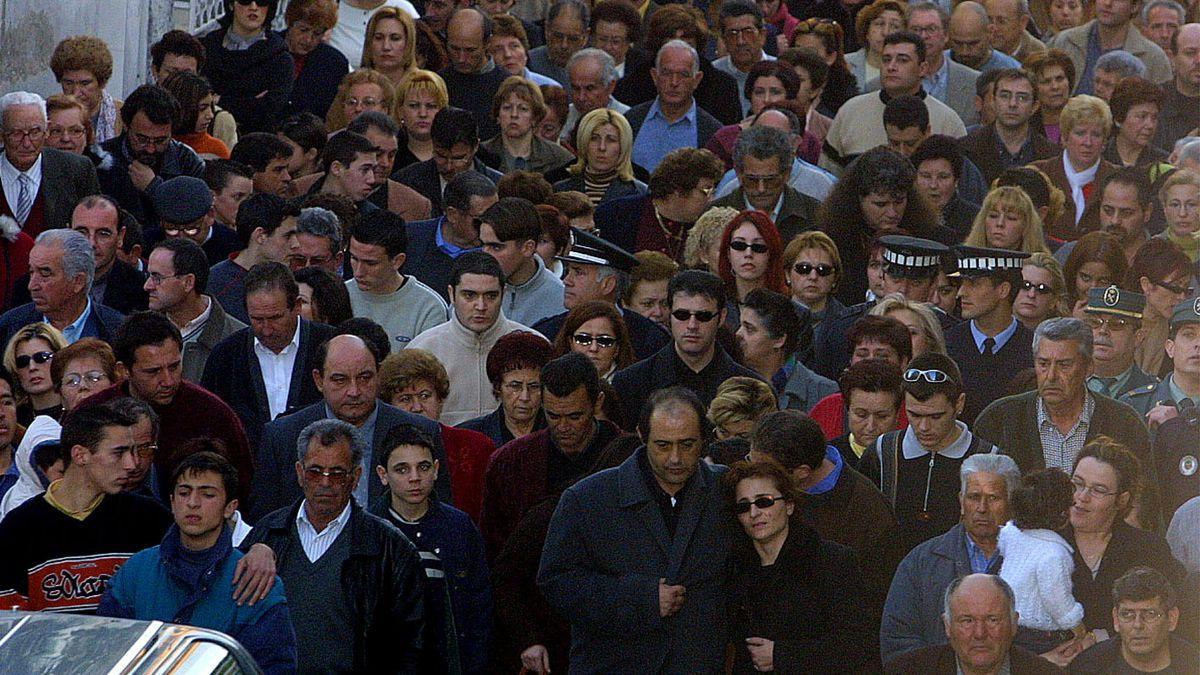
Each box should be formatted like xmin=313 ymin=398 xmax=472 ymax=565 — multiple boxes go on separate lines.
xmin=1121 ymin=296 xmax=1200 ymax=423
xmin=1083 ymin=286 xmax=1157 ymax=401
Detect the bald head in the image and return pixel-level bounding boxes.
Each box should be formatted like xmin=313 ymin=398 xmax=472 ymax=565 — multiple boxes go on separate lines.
xmin=943 ymin=574 xmax=1017 ymax=673
xmin=1174 ymin=24 xmax=1200 ymax=93
xmin=448 ymin=8 xmax=490 ymax=74
xmin=983 ymin=0 xmax=1027 ymax=53
xmin=949 ymin=2 xmax=993 ymax=69
xmin=315 ymin=334 xmax=380 ymax=425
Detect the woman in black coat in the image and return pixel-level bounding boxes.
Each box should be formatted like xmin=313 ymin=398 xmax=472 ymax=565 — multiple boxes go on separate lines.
xmin=200 ymin=0 xmax=295 ymax=133
xmin=281 ymin=0 xmax=349 ymax=122
xmin=725 ymin=460 xmax=875 ymax=674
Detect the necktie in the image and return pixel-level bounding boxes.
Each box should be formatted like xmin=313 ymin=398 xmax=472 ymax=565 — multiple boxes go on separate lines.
xmin=982 ymin=337 xmax=995 ymax=356
xmin=14 ymin=174 xmax=32 ymax=226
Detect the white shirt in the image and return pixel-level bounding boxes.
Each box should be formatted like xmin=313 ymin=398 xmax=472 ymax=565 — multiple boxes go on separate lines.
xmin=296 ymin=500 xmax=352 ymax=562
xmin=0 ymin=152 xmax=42 ymax=216
xmin=328 ymin=0 xmax=419 ymax=66
xmin=253 ymin=320 xmax=302 ymax=421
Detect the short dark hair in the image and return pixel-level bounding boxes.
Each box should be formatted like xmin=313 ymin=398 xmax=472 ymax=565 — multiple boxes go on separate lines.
xmin=279 ymin=112 xmax=328 ymax=155
xmin=903 ymin=351 xmax=963 ymax=402
xmin=591 ymin=0 xmax=644 ymax=44
xmin=449 ymin=250 xmax=504 ymax=289
xmin=481 ymin=197 xmax=540 ymax=243
xmin=121 ymin=84 xmax=179 ymax=128
xmin=119 ymin=208 xmax=143 ymax=254
xmin=1101 ymin=166 xmax=1153 ymax=208
xmin=431 ymin=107 xmax=479 ymax=149
xmin=740 ymin=289 xmax=804 ymax=355
xmin=720 ymin=0 xmax=764 ymax=28
xmin=496 ymin=171 xmax=553 ymax=204
xmin=839 ymin=358 xmax=904 ymax=411
xmin=59 ymin=401 xmax=138 ymax=468
xmin=230 ymin=132 xmax=293 ymax=172
xmin=1112 ymin=566 xmax=1177 ymax=610
xmin=350 ymin=209 xmax=408 ymax=257
xmin=750 ymin=409 xmax=826 ymax=471
xmin=976 ymin=66 xmax=1007 ymax=98
xmin=995 ymin=167 xmax=1051 ymax=211
xmin=245 ymin=261 xmax=299 ymax=309
xmin=114 ymin=311 xmax=183 ymax=367
xmin=444 ymin=170 xmax=498 ymax=212
xmin=296 ymin=266 xmax=354 ymax=326
xmin=649 ymin=148 xmax=726 ymax=200
xmin=637 ymin=386 xmax=708 ymax=442
xmin=541 ymin=351 xmax=601 ymax=403
xmin=911 ymin=135 xmax=965 ymax=182
xmin=203 ymin=159 xmax=254 ymax=193
xmin=321 ymin=130 xmax=378 ymax=174
xmin=1011 ymin=468 xmax=1073 ymax=530
xmin=722 ymin=459 xmax=801 ymax=510
xmin=486 ymin=331 xmax=554 ymax=387
xmin=379 ymin=424 xmax=437 ymax=467
xmin=346 ymin=110 xmax=400 ymax=137
xmin=884 ymin=30 xmax=927 ymax=62
xmin=779 ymin=47 xmax=829 ymax=89
xmin=883 ymin=94 xmax=929 ymax=132
xmin=151 ymin=29 xmax=206 ymax=70
xmin=152 ymin=237 xmax=209 ymax=295
xmin=668 ymin=269 xmax=725 ymax=310
xmin=236 ymin=193 xmax=297 ymax=245
xmin=161 ymin=71 xmax=214 ymax=135
xmin=849 ymin=315 xmax=913 ymax=363
xmin=336 ymin=317 xmax=390 ymax=362
xmin=171 ymin=449 xmax=238 ymax=503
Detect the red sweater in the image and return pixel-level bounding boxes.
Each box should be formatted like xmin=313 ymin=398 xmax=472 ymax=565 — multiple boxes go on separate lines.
xmin=440 ymin=423 xmax=495 ymax=524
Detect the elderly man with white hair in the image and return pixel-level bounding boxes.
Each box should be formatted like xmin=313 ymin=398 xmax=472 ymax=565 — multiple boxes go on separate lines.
xmin=0 ymin=228 xmax=126 ymax=347
xmin=627 ymin=40 xmax=723 ymax=172
xmin=0 ymin=91 xmax=100 ymax=236
xmin=558 ymin=47 xmax=628 ymax=144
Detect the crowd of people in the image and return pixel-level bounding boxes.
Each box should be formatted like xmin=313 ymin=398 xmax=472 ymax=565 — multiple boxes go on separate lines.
xmin=0 ymin=0 xmax=1198 ymax=671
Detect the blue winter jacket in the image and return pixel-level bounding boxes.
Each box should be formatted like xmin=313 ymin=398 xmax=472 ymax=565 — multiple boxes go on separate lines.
xmin=98 ymin=524 xmax=297 ymax=674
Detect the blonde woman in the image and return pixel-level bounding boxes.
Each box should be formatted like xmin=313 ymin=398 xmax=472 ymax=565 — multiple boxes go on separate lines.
xmin=3 ymin=323 xmax=68 ymax=425
xmin=325 ymin=68 xmax=398 ymax=133
xmin=553 ymin=109 xmax=646 ymax=206
xmin=361 ymin=6 xmax=418 ymax=86
xmin=964 ymin=187 xmax=1052 ymax=254
xmin=1030 ymin=94 xmax=1119 ymax=241
xmin=481 ymin=77 xmax=576 ymax=174
xmin=782 ymin=231 xmax=842 ymax=318
xmin=683 ymin=206 xmax=740 ymax=271
xmin=1152 ymin=169 xmax=1200 ymax=264
xmin=1015 ymin=252 xmax=1069 ymax=329
xmin=394 ymin=69 xmax=448 ymax=167
xmin=869 ymin=293 xmax=946 ymax=357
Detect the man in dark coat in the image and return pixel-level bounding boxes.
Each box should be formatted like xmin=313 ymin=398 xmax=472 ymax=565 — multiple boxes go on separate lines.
xmin=402 ymin=170 xmax=498 ymax=302
xmin=538 ymin=387 xmax=733 ymax=673
xmin=710 ymin=126 xmax=821 ymax=242
xmin=391 ymin=109 xmax=502 ymax=218
xmin=956 ymin=69 xmax=1058 ymax=185
xmin=613 ymin=30 xmax=743 ymax=126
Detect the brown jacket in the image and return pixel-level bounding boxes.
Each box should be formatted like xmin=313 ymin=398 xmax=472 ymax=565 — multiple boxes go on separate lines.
xmin=1029 ymin=155 xmax=1120 ymax=242
xmin=885 ymin=643 xmax=1063 ymax=673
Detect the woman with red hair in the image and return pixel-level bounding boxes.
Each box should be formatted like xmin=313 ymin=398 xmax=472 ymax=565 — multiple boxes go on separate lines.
xmin=717 ymin=210 xmax=786 ymax=330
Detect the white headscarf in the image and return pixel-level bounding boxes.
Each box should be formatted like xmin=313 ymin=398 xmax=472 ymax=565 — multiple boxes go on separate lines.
xmin=0 ymin=415 xmax=61 ymax=522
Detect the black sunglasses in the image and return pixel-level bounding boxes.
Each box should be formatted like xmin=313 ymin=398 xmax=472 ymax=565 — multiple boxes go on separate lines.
xmin=15 ymin=351 xmax=53 ymax=369
xmin=671 ymin=309 xmax=719 ymax=322
xmin=572 ymin=332 xmax=616 ymax=348
xmin=1021 ymin=281 xmax=1053 ymax=295
xmin=733 ymin=495 xmax=786 ymax=514
xmin=793 ymin=262 xmax=836 ymax=277
xmin=233 ymin=0 xmax=269 ymax=5
xmin=1155 ymin=279 xmax=1195 ymax=296
xmin=729 ymin=240 xmax=769 ymax=254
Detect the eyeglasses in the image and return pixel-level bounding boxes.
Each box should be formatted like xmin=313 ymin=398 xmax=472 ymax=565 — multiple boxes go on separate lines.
xmin=15 ymin=351 xmax=53 ymax=369
xmin=729 ymin=240 xmax=769 ymax=254
xmin=48 ymin=125 xmax=86 ymax=140
xmin=1154 ymin=278 xmax=1194 ymax=296
xmin=733 ymin=495 xmax=786 ymax=514
xmin=793 ymin=262 xmax=836 ymax=277
xmin=233 ymin=0 xmax=269 ymax=5
xmin=163 ymin=225 xmax=202 ymax=237
xmin=722 ymin=26 xmax=761 ymax=41
xmin=131 ymin=132 xmax=171 ymax=148
xmin=289 ymin=254 xmax=332 ymax=268
xmin=502 ymin=380 xmax=542 ymax=394
xmin=61 ymin=370 xmax=107 ymax=389
xmin=345 ymin=97 xmax=381 ymax=108
xmin=146 ymin=271 xmax=183 ymax=285
xmin=3 ymin=128 xmax=46 ymax=144
xmin=1071 ymin=477 xmax=1117 ymax=498
xmin=573 ymin=332 xmax=616 ymax=348
xmin=1116 ymin=608 xmax=1167 ymax=623
xmin=1083 ymin=315 xmax=1136 ymax=331
xmin=671 ymin=309 xmax=719 ymax=322
xmin=904 ymin=368 xmax=949 ymax=383
xmin=1021 ymin=281 xmax=1054 ymax=295
xmin=304 ymin=466 xmax=353 ymax=483
xmin=133 ymin=443 xmax=158 ymax=459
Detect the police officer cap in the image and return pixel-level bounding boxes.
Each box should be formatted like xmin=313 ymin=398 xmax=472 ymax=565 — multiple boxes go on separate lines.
xmin=1085 ymin=285 xmax=1145 ymax=320
xmin=878 ymin=235 xmax=948 ymax=279
xmin=950 ymin=245 xmax=1029 ymax=277
xmin=1170 ymin=296 xmax=1200 ymax=329
xmin=151 ymin=176 xmax=214 ymax=225
xmin=556 ymin=227 xmax=639 ymax=272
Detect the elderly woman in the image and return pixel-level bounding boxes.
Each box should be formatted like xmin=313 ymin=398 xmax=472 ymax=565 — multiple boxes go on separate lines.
xmin=378 ymin=348 xmax=497 ymax=522
xmin=482 ymin=77 xmax=576 ymax=175
xmin=1153 ymin=168 xmax=1200 ymax=264
xmin=1103 ymin=77 xmax=1172 ymax=172
xmin=283 ymin=0 xmax=347 ymax=121
xmin=683 ymin=206 xmax=740 ymax=272
xmin=783 ymin=231 xmax=841 ymax=318
xmin=553 ymin=109 xmax=646 ymax=206
xmin=362 ymin=6 xmax=418 ymax=87
xmin=3 ymin=323 xmax=67 ymax=425
xmin=1026 ymin=49 xmax=1077 ymax=145
xmin=964 ymin=186 xmax=1052 ymax=254
xmin=790 ymin=18 xmax=859 ymax=117
xmin=845 ymin=0 xmax=907 ymax=87
xmin=869 ymin=294 xmax=946 ymax=357
xmin=161 ymin=72 xmax=229 ymax=160
xmin=394 ymin=69 xmax=447 ymax=169
xmin=49 ymin=36 xmax=122 ymax=143
xmin=325 ymin=68 xmax=397 ymax=134
xmin=725 ymin=459 xmax=874 ymax=673
xmin=1065 ymin=438 xmax=1191 ymax=654
xmin=1063 ymin=231 xmax=1129 ymax=316
xmin=718 ymin=210 xmax=787 ymax=329
xmin=551 ymin=301 xmax=635 ymax=381
xmin=1015 ymin=252 xmax=1069 ymax=330
xmin=458 ymin=331 xmax=553 ymax=449
xmin=818 ymin=146 xmax=945 ymax=306
xmin=44 ymin=94 xmax=93 ymax=157
xmin=200 ymin=0 xmax=295 ymax=134
xmin=1030 ymin=95 xmax=1120 ymax=242
xmin=49 ymin=337 xmax=118 ymax=414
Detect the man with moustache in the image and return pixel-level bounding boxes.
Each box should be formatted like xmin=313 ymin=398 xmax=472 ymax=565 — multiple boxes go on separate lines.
xmin=1084 ymin=286 xmax=1158 ymax=401
xmin=1055 ymin=169 xmax=1152 ymax=265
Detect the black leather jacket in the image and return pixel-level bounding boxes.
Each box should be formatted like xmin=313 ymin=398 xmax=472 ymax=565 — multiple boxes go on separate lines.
xmin=243 ymin=499 xmax=426 ymax=673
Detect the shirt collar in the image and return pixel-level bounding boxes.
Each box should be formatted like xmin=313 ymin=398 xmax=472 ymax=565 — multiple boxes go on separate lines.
xmin=1037 ymin=391 xmax=1096 ymax=429
xmin=648 ymin=97 xmax=697 ymax=124
xmin=902 ymin=420 xmax=972 ymax=459
xmin=969 ymin=317 xmax=1019 ymax=353
xmin=253 ymin=318 xmax=301 ymax=355
xmin=743 ymin=190 xmax=785 ymax=222
xmin=50 ymin=298 xmax=93 ymax=342
xmin=435 ymin=216 xmax=474 ymax=257
xmin=1168 ymin=374 xmax=1198 ymax=406
xmin=923 ymin=56 xmax=949 ymax=89
xmin=180 ymin=296 xmax=214 ymax=341
xmin=297 ymin=499 xmax=352 ymax=532
xmin=1 ymin=152 xmax=42 ymax=185
xmin=805 ymin=446 xmax=844 ymax=495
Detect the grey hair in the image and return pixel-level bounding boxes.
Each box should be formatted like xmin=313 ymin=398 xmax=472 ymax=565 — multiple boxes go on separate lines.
xmin=297 ymin=207 xmax=342 ymax=252
xmin=547 ymin=0 xmax=590 ymax=29
xmin=1095 ymin=50 xmax=1147 ymax=78
xmin=0 ymin=92 xmax=47 ymax=128
xmin=296 ymin=418 xmax=365 ymax=466
xmin=733 ymin=125 xmax=794 ymax=174
xmin=1032 ymin=316 xmax=1093 ymax=360
xmin=959 ymin=453 xmax=1021 ymax=498
xmin=1173 ymin=136 xmax=1200 ymax=153
xmin=942 ymin=574 xmax=1018 ymax=623
xmin=568 ymin=48 xmax=619 ymax=86
xmin=656 ymin=39 xmax=700 ymax=77
xmin=443 ymin=170 xmax=497 ymax=212
xmin=957 ymin=1 xmax=991 ymax=26
xmin=1140 ymin=0 xmax=1185 ymax=23
xmin=1178 ymin=138 xmax=1200 ymax=166
xmin=35 ymin=229 xmax=96 ymax=290
xmin=909 ymin=2 xmax=950 ymax=29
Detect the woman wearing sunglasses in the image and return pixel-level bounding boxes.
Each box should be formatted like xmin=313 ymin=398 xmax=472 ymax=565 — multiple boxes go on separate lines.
xmin=2 ymin=323 xmax=67 ymax=426
xmin=717 ymin=210 xmax=786 ymax=330
xmin=551 ymin=301 xmax=635 ymax=382
xmin=724 ymin=458 xmax=874 ymax=673
xmin=1129 ymin=238 xmax=1195 ymax=378
xmin=200 ymin=0 xmax=296 ymax=135
xmin=1015 ymin=253 xmax=1069 ymax=330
